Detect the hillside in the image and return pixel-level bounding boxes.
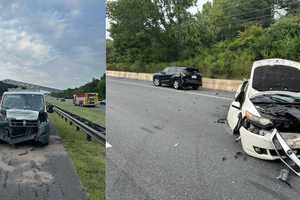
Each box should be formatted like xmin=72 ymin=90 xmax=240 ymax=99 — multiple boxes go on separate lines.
xmin=2 ymin=79 xmax=61 ymax=93
xmin=0 ymin=81 xmax=18 ymax=96
xmin=51 ymin=74 xmax=106 ymax=99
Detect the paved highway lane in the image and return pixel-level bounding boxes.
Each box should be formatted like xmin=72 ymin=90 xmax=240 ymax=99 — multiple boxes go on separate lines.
xmin=0 ymin=123 xmax=86 ymax=200
xmin=107 ymin=77 xmax=300 ymax=200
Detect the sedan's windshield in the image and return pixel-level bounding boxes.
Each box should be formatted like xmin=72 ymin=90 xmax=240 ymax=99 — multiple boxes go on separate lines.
xmin=251 ymin=93 xmax=300 ymax=104
xmin=1 ymin=94 xmax=44 ymax=111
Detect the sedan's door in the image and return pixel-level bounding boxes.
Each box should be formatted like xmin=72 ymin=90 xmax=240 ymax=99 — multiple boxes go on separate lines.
xmin=227 ymin=81 xmax=248 ymax=133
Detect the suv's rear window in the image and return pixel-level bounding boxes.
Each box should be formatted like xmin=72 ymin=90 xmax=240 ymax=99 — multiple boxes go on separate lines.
xmin=174 ymin=67 xmax=199 ymax=73
xmin=252 ymin=65 xmax=300 ymax=92
xmin=184 ymin=68 xmax=199 ymax=73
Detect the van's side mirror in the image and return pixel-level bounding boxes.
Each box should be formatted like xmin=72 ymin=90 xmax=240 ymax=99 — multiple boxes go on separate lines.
xmin=47 ymin=105 xmax=54 ymax=113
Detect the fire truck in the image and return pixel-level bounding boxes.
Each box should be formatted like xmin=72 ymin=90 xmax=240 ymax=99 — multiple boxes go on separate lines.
xmin=73 ymin=93 xmax=98 ymax=107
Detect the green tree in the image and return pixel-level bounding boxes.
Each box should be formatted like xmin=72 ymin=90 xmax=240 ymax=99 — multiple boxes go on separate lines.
xmin=107 ymin=0 xmax=300 ymax=79
xmin=199 ymin=0 xmax=275 ymax=41
xmin=107 ymin=0 xmax=197 ymax=63
xmin=277 ymin=0 xmax=300 ymax=16
xmin=97 ymin=74 xmax=106 ymax=99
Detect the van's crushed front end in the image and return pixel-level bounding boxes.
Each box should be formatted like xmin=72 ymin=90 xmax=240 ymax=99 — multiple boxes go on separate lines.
xmin=0 ymin=109 xmax=49 ymax=144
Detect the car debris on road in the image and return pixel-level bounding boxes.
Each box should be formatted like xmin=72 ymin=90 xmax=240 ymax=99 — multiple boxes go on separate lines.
xmin=226 ymin=58 xmax=300 ymax=176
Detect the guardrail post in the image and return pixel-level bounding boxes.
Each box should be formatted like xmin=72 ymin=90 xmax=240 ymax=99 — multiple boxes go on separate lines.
xmin=51 ymin=104 xmax=106 ymax=143
xmin=86 ymin=135 xmax=92 ymax=141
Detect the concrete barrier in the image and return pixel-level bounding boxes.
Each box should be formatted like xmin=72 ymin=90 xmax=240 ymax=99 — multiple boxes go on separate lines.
xmin=107 ymin=70 xmax=242 ymax=92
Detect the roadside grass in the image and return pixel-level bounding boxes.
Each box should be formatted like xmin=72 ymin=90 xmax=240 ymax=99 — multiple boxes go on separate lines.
xmin=46 ymin=97 xmax=105 ymax=126
xmin=49 ymin=113 xmax=105 ymax=200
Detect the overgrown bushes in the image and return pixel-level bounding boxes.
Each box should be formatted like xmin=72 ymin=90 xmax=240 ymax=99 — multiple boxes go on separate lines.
xmin=107 ymin=16 xmax=300 ymax=79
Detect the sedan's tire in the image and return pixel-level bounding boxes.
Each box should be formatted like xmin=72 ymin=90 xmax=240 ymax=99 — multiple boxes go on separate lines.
xmin=173 ymin=80 xmax=181 ymax=90
xmin=153 ymin=77 xmax=161 ymax=86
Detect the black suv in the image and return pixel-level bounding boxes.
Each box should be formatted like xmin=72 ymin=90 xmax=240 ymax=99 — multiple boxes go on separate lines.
xmin=153 ymin=67 xmax=202 ymax=90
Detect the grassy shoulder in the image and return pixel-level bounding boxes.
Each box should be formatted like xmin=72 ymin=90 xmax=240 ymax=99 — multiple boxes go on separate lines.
xmin=49 ymin=113 xmax=105 ymax=200
xmin=47 ymin=97 xmax=105 ymax=127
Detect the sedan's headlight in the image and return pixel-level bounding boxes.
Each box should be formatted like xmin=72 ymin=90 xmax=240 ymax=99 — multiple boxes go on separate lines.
xmin=245 ymin=111 xmax=273 ymax=129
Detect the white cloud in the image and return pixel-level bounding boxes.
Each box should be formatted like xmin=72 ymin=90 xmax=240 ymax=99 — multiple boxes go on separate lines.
xmin=0 ymin=1 xmax=105 ymax=89
xmin=70 ymin=9 xmax=80 ymax=17
xmin=0 ymin=27 xmax=53 ymax=66
xmin=0 ymin=17 xmax=55 ymax=85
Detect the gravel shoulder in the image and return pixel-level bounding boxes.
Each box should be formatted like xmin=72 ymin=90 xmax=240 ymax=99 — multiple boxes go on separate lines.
xmin=0 ymin=123 xmax=86 ymax=200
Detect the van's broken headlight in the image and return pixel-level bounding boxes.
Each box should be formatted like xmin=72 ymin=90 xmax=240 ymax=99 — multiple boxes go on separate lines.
xmin=245 ymin=111 xmax=273 ymax=129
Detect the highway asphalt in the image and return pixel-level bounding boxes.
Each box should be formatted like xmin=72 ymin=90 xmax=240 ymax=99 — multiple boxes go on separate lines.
xmin=0 ymin=123 xmax=86 ymax=200
xmin=107 ymin=77 xmax=300 ymax=200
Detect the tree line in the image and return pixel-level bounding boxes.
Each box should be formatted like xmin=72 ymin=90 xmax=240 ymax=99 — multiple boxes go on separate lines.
xmin=51 ymin=74 xmax=106 ymax=99
xmin=107 ymin=0 xmax=300 ymax=79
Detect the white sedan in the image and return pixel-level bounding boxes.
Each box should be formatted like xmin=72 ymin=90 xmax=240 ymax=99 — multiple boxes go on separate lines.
xmin=226 ymin=58 xmax=300 ymax=175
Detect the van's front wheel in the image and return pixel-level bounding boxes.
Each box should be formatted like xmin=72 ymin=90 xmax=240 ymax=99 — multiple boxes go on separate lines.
xmin=37 ymin=134 xmax=49 ymax=146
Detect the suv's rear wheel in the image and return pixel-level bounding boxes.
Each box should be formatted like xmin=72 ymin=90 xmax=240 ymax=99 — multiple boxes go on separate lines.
xmin=153 ymin=77 xmax=160 ymax=86
xmin=173 ymin=80 xmax=181 ymax=89
xmin=192 ymin=85 xmax=199 ymax=90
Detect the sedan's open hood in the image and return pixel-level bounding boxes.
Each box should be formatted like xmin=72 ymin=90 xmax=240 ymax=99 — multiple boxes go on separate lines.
xmin=6 ymin=109 xmax=39 ymax=121
xmin=248 ymin=59 xmax=300 ymax=98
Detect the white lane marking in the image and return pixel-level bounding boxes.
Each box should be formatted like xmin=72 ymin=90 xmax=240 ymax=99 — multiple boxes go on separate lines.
xmin=106 ymin=142 xmax=112 ymax=148
xmin=174 ymin=143 xmax=179 ymax=147
xmin=110 ymin=79 xmax=233 ymax=101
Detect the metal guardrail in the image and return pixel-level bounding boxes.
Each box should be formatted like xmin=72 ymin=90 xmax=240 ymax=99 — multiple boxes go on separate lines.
xmin=50 ymin=104 xmax=106 ymax=144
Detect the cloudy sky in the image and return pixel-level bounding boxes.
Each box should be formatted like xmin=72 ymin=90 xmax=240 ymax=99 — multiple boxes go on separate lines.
xmin=0 ymin=0 xmax=106 ymax=89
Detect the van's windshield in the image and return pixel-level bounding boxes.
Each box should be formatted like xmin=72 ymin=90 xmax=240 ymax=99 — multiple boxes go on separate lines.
xmin=1 ymin=94 xmax=44 ymax=111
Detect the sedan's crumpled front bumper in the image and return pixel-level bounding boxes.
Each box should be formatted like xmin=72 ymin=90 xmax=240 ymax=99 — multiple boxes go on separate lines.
xmin=240 ymin=127 xmax=300 ymax=176
xmin=272 ymin=129 xmax=300 ymax=176
xmin=240 ymin=127 xmax=300 ymax=159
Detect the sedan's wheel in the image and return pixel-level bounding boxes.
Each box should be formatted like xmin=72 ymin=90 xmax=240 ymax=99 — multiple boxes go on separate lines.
xmin=173 ymin=80 xmax=180 ymax=89
xmin=153 ymin=78 xmax=160 ymax=86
